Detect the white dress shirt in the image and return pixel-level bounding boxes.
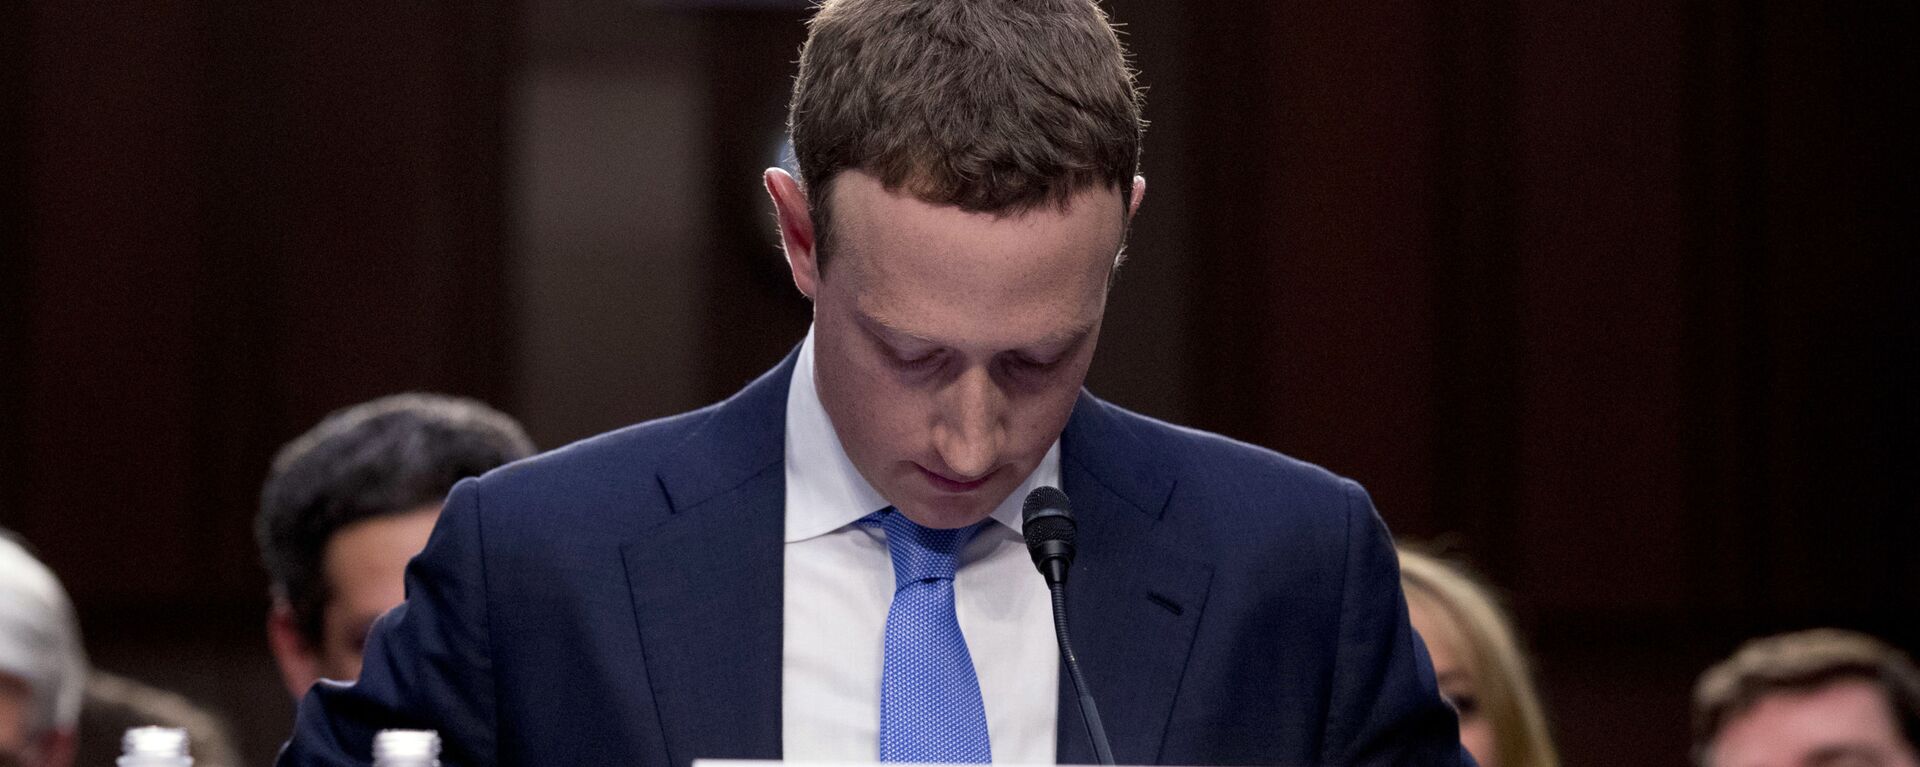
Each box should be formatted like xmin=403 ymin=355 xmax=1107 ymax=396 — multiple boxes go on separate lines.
xmin=782 ymin=328 xmax=1061 ymax=763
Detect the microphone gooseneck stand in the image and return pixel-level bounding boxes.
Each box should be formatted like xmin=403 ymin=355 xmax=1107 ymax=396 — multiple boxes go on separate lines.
xmin=1050 ymin=580 xmax=1114 ymax=766
xmin=1021 ymin=486 xmax=1117 ymax=766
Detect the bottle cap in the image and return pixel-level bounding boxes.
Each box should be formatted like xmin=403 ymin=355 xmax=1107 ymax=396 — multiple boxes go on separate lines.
xmin=374 ymin=729 xmax=442 ymax=764
xmin=119 ymin=726 xmax=192 ymax=765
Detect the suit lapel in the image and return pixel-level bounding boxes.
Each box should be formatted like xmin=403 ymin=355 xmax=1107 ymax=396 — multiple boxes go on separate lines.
xmin=619 ymin=362 xmax=1211 ymax=766
xmin=623 ymin=352 xmax=795 ymax=767
xmin=1055 ymin=394 xmax=1213 ymax=765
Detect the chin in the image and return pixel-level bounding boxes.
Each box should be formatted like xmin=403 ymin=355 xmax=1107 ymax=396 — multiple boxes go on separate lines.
xmin=893 ymin=492 xmax=999 ymax=529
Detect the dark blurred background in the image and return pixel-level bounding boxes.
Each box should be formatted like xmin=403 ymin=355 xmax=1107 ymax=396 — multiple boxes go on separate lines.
xmin=3 ymin=0 xmax=1914 ymax=764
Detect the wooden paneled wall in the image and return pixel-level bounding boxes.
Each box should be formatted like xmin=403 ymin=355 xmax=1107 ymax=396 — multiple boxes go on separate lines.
xmin=7 ymin=0 xmax=514 ymax=604
xmin=3 ymin=1 xmax=1911 ymax=764
xmin=1178 ymin=0 xmax=1916 ymax=760
xmin=5 ymin=3 xmax=516 ymax=761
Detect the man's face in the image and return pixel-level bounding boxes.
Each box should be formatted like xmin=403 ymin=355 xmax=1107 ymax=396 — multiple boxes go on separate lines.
xmin=269 ymin=504 xmax=439 ymax=698
xmin=314 ymin=505 xmax=440 ymax=680
xmin=1708 ymin=680 xmax=1920 ymax=767
xmin=793 ymin=171 xmax=1134 ymax=529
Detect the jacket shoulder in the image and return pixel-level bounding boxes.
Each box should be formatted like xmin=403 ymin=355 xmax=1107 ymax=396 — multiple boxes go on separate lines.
xmin=496 ymin=405 xmax=715 ymax=485
xmin=453 ymin=403 xmax=723 ymax=539
xmin=1104 ymin=401 xmax=1361 ymax=505
xmin=1089 ymin=400 xmax=1373 ymax=559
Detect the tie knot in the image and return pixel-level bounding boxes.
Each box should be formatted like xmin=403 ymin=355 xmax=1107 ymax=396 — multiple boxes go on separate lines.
xmin=862 ymin=509 xmax=979 ymax=587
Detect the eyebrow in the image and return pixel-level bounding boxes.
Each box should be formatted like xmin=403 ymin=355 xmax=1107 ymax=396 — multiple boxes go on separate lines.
xmin=1806 ymin=744 xmax=1886 ymax=767
xmin=857 ymin=309 xmax=1095 ymax=353
xmin=857 ymin=310 xmax=939 ymax=347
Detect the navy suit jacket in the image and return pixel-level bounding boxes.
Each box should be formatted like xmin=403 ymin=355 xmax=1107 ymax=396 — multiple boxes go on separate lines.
xmin=280 ymin=350 xmax=1469 ymax=766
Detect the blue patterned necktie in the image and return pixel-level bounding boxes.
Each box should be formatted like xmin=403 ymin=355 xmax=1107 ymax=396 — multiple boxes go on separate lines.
xmin=861 ymin=509 xmax=993 ymax=763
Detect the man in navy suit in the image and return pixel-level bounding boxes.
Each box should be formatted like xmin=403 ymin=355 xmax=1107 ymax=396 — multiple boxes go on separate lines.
xmin=280 ymin=0 xmax=1470 ymax=764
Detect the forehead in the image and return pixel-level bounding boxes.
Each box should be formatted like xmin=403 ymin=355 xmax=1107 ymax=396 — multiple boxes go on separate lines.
xmin=1406 ymin=595 xmax=1470 ymax=672
xmin=1711 ymin=680 xmax=1909 ymax=766
xmin=322 ymin=506 xmax=440 ymax=605
xmin=823 ymin=172 xmax=1126 ymax=342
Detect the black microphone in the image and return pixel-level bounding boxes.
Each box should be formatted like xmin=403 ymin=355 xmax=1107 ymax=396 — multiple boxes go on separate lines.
xmin=1022 ymin=486 xmax=1115 ymax=766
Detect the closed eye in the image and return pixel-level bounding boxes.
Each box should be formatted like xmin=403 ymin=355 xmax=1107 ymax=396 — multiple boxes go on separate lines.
xmin=992 ymin=353 xmax=1066 ymax=390
xmin=1008 ymin=353 xmax=1060 ymax=371
xmin=1446 ymin=692 xmax=1479 ymax=719
xmin=891 ymin=350 xmax=944 ymax=370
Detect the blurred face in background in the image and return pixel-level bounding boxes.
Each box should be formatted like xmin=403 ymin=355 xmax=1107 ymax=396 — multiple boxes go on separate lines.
xmin=1706 ymin=679 xmax=1919 ymax=767
xmin=1408 ymin=599 xmax=1497 ymax=767
xmin=0 ymin=675 xmax=28 ymax=766
xmin=268 ymin=505 xmax=440 ymax=698
xmin=0 ymin=673 xmax=68 ymax=767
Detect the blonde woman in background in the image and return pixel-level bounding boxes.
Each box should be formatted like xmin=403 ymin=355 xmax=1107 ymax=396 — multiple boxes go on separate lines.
xmin=1400 ymin=547 xmax=1560 ymax=767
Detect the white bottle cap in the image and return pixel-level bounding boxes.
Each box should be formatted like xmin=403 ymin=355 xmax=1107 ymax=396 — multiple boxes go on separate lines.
xmin=119 ymin=726 xmax=193 ymax=766
xmin=374 ymin=729 xmax=442 ymax=765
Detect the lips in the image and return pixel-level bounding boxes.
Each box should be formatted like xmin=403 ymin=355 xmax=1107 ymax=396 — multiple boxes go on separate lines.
xmin=918 ymin=464 xmax=994 ymax=493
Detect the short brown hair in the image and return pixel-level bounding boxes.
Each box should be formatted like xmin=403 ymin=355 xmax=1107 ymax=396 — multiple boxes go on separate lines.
xmin=1692 ymin=628 xmax=1920 ymax=765
xmin=788 ymin=0 xmax=1143 ymax=265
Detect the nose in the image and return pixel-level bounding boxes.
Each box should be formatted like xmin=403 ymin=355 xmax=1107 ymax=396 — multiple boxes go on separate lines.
xmin=932 ymin=365 xmax=1006 ymax=480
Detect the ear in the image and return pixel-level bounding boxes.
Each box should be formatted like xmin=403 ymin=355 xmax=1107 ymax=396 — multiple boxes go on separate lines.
xmin=1111 ymin=176 xmax=1149 ymax=272
xmin=267 ymin=600 xmax=323 ymax=701
xmin=764 ymin=168 xmax=821 ymax=300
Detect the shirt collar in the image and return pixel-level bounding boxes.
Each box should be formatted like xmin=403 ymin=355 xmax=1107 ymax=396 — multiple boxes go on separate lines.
xmin=783 ymin=326 xmax=1061 ymax=543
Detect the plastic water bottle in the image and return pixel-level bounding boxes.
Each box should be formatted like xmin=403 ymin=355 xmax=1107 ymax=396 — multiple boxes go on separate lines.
xmin=373 ymin=729 xmax=442 ymax=767
xmin=118 ymin=726 xmax=192 ymax=767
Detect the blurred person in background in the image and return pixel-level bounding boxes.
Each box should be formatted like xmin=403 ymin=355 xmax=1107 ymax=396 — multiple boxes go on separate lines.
xmin=74 ymin=672 xmax=239 ymax=767
xmin=3 ymin=532 xmax=238 ymax=767
xmin=1400 ymin=547 xmax=1560 ymax=767
xmin=0 ymin=532 xmax=83 ymax=767
xmin=255 ymin=393 xmax=534 ymax=700
xmin=1692 ymin=628 xmax=1920 ymax=767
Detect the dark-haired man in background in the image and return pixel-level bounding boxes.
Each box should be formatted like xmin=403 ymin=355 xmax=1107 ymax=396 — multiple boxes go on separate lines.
xmin=280 ymin=1 xmax=1468 ymax=764
xmin=256 ymin=393 xmax=534 ymax=699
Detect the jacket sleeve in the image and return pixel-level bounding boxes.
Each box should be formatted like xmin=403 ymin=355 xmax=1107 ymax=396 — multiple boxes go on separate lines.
xmin=277 ymin=476 xmax=499 ymax=766
xmin=1317 ymin=480 xmax=1477 ymax=766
